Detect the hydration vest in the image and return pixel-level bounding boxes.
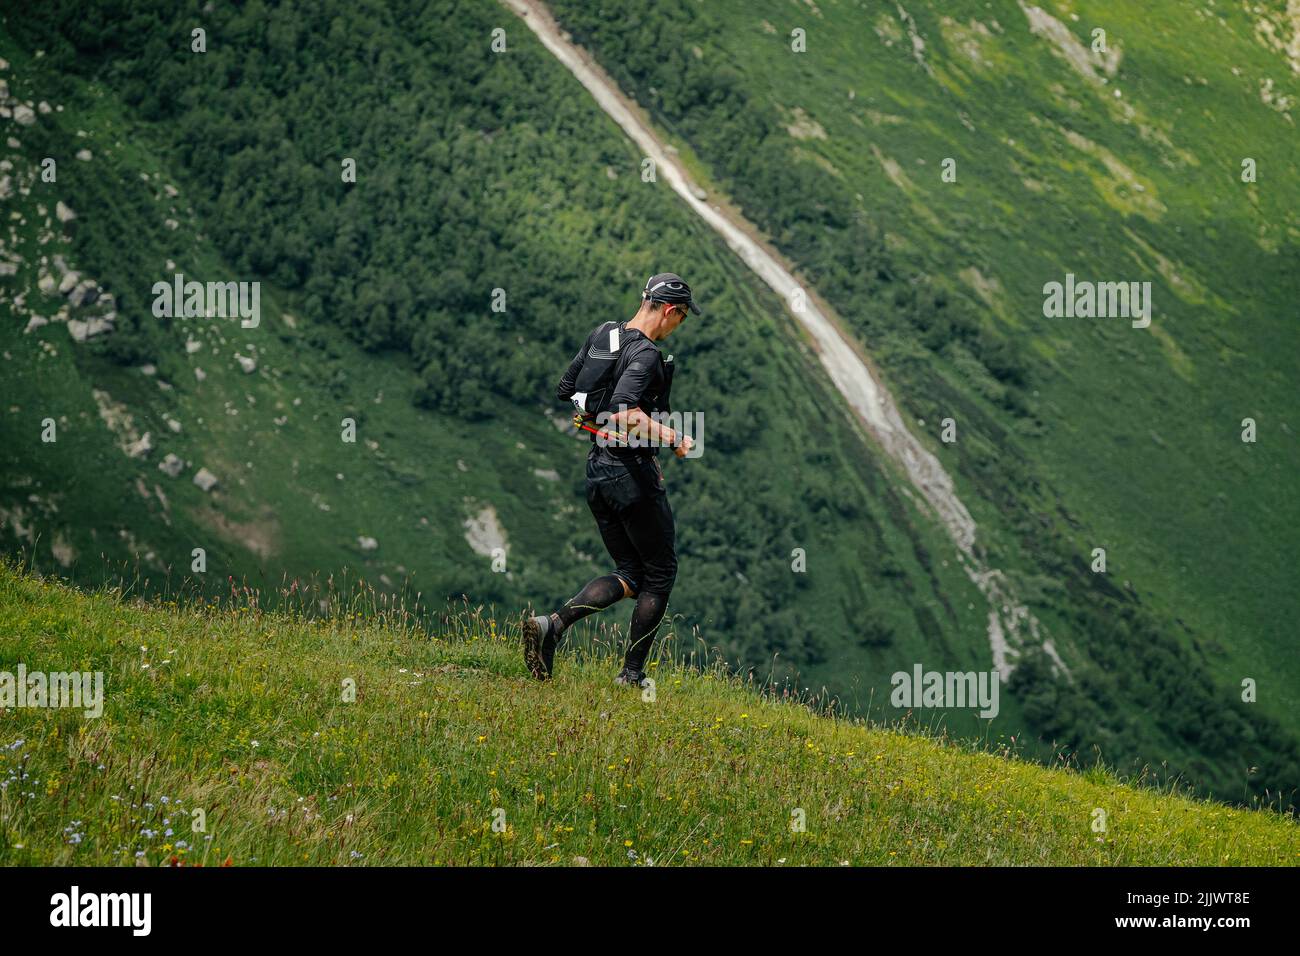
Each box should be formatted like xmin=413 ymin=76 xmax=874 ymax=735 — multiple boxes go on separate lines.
xmin=569 ymin=321 xmax=674 ymax=428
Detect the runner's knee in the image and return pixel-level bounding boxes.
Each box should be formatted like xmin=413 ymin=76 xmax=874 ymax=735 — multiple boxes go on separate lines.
xmin=642 ymin=553 xmax=676 ymax=595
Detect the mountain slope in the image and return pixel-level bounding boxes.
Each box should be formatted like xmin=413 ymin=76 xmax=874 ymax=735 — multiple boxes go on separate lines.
xmin=538 ymin=0 xmax=1300 ymax=803
xmin=1 ymin=560 xmax=1296 ymax=866
xmin=2 ymin=0 xmax=1297 ymax=809
xmin=0 ymin=3 xmax=990 ymax=721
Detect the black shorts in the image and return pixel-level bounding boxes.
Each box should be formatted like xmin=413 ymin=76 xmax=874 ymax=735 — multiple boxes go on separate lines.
xmin=585 ymin=451 xmax=677 ymax=596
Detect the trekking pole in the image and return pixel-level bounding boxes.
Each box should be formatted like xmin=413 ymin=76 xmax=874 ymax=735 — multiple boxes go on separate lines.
xmin=573 ymin=415 xmax=631 ymax=446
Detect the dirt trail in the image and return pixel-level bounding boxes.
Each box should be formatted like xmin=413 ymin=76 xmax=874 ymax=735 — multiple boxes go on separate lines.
xmin=502 ymin=0 xmax=1062 ymax=677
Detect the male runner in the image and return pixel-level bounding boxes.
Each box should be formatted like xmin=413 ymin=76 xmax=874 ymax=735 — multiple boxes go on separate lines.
xmin=523 ymin=273 xmax=699 ymax=686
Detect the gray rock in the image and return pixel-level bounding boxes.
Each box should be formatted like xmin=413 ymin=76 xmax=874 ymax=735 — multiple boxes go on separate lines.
xmin=125 ymin=432 xmax=153 ymax=459
xmin=68 ymin=279 xmax=98 ymax=308
xmin=12 ymin=104 xmax=34 ymax=126
xmin=158 ymin=453 xmax=184 ymax=478
xmin=193 ymin=467 xmax=218 ymax=492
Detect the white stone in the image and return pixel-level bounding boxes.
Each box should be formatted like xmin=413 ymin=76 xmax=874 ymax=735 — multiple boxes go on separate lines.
xmin=158 ymin=453 xmax=184 ymax=478
xmin=124 ymin=432 xmax=152 ymax=458
xmin=193 ymin=467 xmax=218 ymax=492
xmin=67 ymin=279 xmax=98 ymax=307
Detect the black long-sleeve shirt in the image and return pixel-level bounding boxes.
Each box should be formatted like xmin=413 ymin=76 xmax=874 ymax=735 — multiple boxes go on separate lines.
xmin=557 ymin=322 xmax=667 ymax=462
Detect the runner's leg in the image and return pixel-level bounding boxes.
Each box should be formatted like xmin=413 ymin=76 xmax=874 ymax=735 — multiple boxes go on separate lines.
xmin=618 ymin=487 xmax=676 ymax=673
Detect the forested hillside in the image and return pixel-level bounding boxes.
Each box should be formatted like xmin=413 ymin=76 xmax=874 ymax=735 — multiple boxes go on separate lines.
xmin=0 ymin=3 xmax=986 ymax=723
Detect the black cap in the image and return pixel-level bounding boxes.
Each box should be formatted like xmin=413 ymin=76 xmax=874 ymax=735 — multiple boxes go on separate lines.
xmin=642 ymin=273 xmax=701 ymax=315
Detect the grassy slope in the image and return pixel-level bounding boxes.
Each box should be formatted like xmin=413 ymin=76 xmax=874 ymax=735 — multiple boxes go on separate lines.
xmin=0 ymin=560 xmax=1295 ymax=866
xmin=0 ymin=9 xmax=998 ymax=736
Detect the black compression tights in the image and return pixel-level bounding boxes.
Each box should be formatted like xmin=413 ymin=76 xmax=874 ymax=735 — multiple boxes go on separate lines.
xmin=623 ymin=590 xmax=669 ymax=672
xmin=553 ymin=574 xmax=628 ymax=631
xmin=551 ymin=576 xmax=669 ymax=671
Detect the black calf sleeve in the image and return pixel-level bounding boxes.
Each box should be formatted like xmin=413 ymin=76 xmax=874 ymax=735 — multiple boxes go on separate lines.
xmin=554 ymin=574 xmax=628 ymax=632
xmin=623 ymin=590 xmax=669 ymax=672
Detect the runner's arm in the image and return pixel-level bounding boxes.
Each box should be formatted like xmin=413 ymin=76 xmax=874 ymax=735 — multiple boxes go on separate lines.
xmin=606 ymin=350 xmax=690 ymax=451
xmin=556 ymin=343 xmax=586 ymax=403
xmin=610 ymin=407 xmax=691 ymax=452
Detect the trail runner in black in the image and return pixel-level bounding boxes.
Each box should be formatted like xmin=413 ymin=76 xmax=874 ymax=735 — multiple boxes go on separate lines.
xmin=523 ymin=273 xmax=700 ymax=687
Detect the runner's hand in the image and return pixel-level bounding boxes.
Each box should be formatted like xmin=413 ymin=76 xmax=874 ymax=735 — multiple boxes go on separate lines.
xmin=673 ymin=435 xmax=694 ymax=459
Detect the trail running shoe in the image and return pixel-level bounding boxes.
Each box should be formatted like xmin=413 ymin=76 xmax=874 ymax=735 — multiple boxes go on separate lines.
xmin=522 ymin=614 xmax=551 ymax=681
xmin=614 ymin=665 xmax=646 ymax=687
xmin=541 ymin=620 xmax=558 ymax=677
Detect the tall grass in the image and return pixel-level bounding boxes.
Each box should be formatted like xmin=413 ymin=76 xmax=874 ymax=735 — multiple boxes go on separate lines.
xmin=0 ymin=559 xmax=1295 ymax=866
